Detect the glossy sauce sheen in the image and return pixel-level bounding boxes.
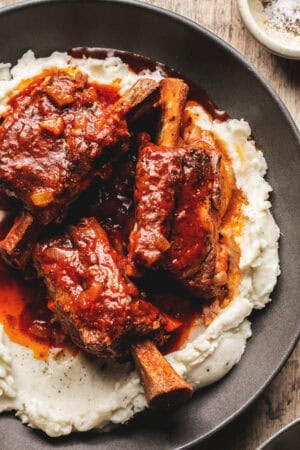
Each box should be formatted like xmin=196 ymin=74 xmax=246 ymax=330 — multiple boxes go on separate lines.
xmin=0 ymin=68 xmax=126 ymax=225
xmin=0 ymin=51 xmax=243 ymax=360
xmin=167 ymin=145 xmax=219 ymax=275
xmin=34 ymin=217 xmax=171 ymax=360
xmin=128 ymin=143 xmax=183 ymax=268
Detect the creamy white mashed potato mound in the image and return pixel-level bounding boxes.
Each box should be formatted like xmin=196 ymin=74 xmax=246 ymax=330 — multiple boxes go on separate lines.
xmin=0 ymin=52 xmax=280 ymax=437
xmin=6 ymin=337 xmax=146 ymax=437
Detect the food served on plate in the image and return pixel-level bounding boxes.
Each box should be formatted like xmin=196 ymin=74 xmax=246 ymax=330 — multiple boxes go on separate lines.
xmin=128 ymin=77 xmax=235 ymax=301
xmin=0 ymin=49 xmax=280 ymax=437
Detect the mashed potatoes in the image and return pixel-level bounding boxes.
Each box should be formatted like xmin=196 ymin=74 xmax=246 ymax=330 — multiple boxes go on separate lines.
xmin=0 ymin=51 xmax=280 ymax=437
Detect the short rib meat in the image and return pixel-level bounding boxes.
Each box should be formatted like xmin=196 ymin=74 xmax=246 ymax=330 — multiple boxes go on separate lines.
xmin=127 ymin=79 xmax=188 ymax=270
xmin=128 ymin=78 xmax=235 ymax=299
xmin=0 ymin=70 xmax=159 ymax=225
xmin=128 ymin=143 xmax=182 ymax=269
xmin=0 ymin=70 xmax=159 ymax=269
xmin=34 ymin=217 xmax=171 ymax=360
xmin=166 ymin=139 xmax=234 ymax=299
xmin=156 ymin=78 xmax=189 ymax=146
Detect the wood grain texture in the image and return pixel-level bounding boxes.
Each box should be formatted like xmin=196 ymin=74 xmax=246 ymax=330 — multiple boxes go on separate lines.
xmin=144 ymin=0 xmax=300 ymax=129
xmin=0 ymin=1 xmax=299 ymax=449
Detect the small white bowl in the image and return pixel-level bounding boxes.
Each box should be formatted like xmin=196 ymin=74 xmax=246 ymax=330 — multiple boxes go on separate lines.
xmin=238 ymin=0 xmax=300 ymax=59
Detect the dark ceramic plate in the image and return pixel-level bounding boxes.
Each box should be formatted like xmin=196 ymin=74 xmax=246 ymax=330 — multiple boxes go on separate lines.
xmin=0 ymin=1 xmax=299 ymax=449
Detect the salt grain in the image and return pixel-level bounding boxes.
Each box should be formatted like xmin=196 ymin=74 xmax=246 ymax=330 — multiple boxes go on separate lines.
xmin=263 ymin=0 xmax=300 ymax=34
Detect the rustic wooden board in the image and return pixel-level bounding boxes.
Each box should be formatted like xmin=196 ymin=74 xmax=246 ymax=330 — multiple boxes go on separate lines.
xmin=0 ymin=1 xmax=299 ymax=449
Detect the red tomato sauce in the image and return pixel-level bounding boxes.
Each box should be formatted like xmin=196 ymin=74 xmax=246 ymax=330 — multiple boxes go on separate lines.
xmin=0 ymin=53 xmax=244 ymax=361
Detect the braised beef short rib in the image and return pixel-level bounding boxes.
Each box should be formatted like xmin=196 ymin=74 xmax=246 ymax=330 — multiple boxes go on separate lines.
xmin=128 ymin=78 xmax=235 ymax=299
xmin=34 ymin=217 xmax=171 ymax=360
xmin=0 ymin=70 xmax=159 ymax=225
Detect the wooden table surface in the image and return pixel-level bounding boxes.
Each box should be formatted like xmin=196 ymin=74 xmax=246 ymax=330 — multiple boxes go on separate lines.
xmin=0 ymin=1 xmax=299 ymax=449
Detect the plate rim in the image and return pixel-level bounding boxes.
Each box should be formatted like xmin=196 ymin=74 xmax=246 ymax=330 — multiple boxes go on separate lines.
xmin=0 ymin=0 xmax=299 ymax=448
xmin=257 ymin=418 xmax=300 ymax=450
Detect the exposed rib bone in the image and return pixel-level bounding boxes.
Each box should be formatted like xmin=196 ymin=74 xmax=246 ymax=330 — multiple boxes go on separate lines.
xmin=115 ymin=78 xmax=160 ymax=124
xmin=132 ymin=339 xmax=192 ymax=409
xmin=157 ymin=78 xmax=189 ymax=146
xmin=0 ymin=211 xmax=39 ymax=270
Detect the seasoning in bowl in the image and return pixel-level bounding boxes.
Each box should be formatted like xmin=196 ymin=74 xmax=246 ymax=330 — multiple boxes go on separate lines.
xmin=263 ymin=0 xmax=300 ymax=33
xmin=238 ymin=0 xmax=300 ymax=58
